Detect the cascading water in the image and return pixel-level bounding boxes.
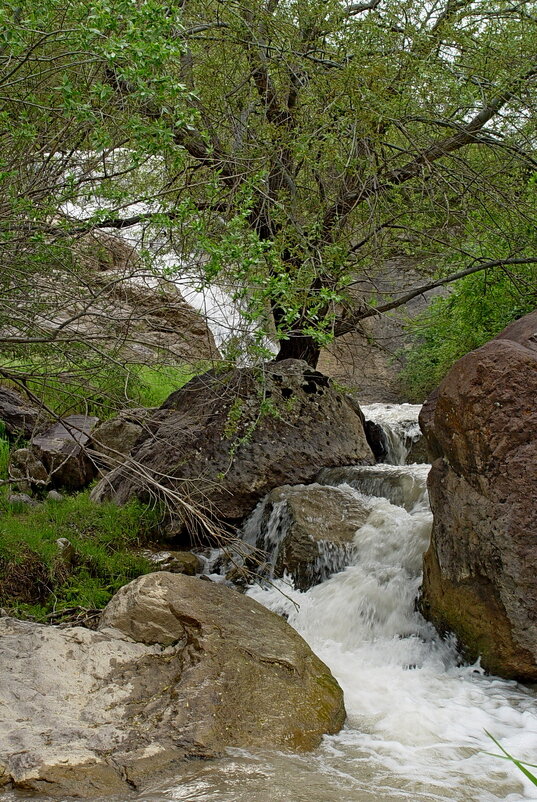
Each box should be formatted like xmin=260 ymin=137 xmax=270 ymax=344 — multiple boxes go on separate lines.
xmin=361 ymin=402 xmax=424 ymax=464
xmin=127 ymin=403 xmax=537 ymax=802
xmin=9 ymin=405 xmax=537 ymax=802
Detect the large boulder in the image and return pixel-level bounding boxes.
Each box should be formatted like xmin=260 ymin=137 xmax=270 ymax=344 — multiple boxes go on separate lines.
xmin=8 ymin=447 xmax=48 ymax=493
xmin=89 ymin=408 xmax=152 ymax=469
xmin=419 ymin=312 xmax=537 ymax=680
xmin=242 ymin=484 xmax=370 ymax=590
xmin=91 ymin=360 xmax=374 ymax=533
xmin=0 ymin=572 xmax=345 ymax=797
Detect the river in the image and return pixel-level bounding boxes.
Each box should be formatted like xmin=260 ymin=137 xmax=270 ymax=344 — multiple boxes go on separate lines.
xmin=8 ymin=404 xmax=537 ymax=802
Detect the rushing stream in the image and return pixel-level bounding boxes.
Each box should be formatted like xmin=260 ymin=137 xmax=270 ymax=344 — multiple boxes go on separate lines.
xmin=9 ymin=405 xmax=537 ymax=802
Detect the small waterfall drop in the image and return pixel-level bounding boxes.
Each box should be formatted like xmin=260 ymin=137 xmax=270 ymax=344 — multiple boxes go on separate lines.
xmin=362 ymin=402 xmax=424 ymax=464
xmin=119 ymin=401 xmax=537 ymax=802
xmin=21 ymin=403 xmax=535 ymax=802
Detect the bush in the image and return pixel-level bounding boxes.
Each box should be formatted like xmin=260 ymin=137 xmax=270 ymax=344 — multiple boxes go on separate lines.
xmin=400 ymin=264 xmax=537 ymax=401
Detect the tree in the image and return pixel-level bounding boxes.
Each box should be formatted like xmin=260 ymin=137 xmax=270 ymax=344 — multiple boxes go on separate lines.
xmin=2 ymin=0 xmax=537 ymax=376
xmin=0 ymin=0 xmax=212 ymax=411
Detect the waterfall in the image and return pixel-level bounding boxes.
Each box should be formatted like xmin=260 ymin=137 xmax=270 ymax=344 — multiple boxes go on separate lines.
xmin=18 ymin=405 xmax=537 ymax=802
xmin=135 ymin=403 xmax=537 ymax=802
xmin=362 ymin=402 xmax=424 ymax=464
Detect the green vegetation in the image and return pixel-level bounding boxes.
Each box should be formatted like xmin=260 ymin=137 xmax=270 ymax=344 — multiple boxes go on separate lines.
xmin=132 ymin=364 xmax=204 ymax=408
xmin=1 ymin=362 xmax=206 ymax=419
xmin=0 ymin=424 xmax=10 ymax=480
xmin=0 ymin=492 xmax=158 ymax=622
xmin=486 ymin=732 xmax=537 ymax=788
xmin=400 ymin=262 xmax=537 ymax=400
xmin=2 ymin=0 xmax=536 ymax=382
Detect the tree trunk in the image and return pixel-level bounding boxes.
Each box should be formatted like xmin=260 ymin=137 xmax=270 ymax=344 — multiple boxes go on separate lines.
xmin=275 ymin=334 xmax=321 ymax=368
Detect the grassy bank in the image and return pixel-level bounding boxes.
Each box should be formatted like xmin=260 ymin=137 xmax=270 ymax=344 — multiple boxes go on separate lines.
xmin=0 ymin=491 xmax=158 ymax=624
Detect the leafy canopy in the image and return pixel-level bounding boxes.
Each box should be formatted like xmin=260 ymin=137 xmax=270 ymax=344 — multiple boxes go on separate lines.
xmin=1 ymin=0 xmax=536 ymax=375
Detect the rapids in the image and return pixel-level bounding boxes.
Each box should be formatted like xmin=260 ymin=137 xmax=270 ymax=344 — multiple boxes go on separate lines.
xmin=8 ymin=405 xmax=537 ymax=802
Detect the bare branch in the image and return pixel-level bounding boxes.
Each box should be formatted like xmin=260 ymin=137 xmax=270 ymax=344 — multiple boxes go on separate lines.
xmin=345 ymin=1 xmax=382 ymax=16
xmin=334 ymin=257 xmax=537 ymax=337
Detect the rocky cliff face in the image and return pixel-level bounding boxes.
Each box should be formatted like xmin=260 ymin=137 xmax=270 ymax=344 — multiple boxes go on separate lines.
xmin=318 ymin=256 xmax=445 ymax=402
xmin=5 ymin=232 xmax=219 ymax=370
xmin=419 ymin=311 xmax=537 ymax=680
xmin=0 ymin=572 xmax=345 ymax=797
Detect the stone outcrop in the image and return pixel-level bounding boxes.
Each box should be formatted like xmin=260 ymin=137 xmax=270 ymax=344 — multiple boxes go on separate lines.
xmin=243 ymin=484 xmax=370 ymax=590
xmin=0 ymin=386 xmax=47 ymax=439
xmin=29 ymin=414 xmax=100 ymax=490
xmin=419 ymin=312 xmax=537 ymax=680
xmin=317 ymin=256 xmax=446 ymax=402
xmin=91 ymin=415 xmax=143 ymax=468
xmin=0 ymin=572 xmax=345 ymax=797
xmin=62 ymin=232 xmax=219 ymax=366
xmin=3 ymin=232 xmax=219 ymax=374
xmin=91 ymin=360 xmax=374 ymax=535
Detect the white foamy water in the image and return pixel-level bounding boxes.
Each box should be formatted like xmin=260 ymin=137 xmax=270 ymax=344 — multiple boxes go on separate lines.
xmin=362 ymin=402 xmax=424 ymax=464
xmin=130 ymin=408 xmax=537 ymax=802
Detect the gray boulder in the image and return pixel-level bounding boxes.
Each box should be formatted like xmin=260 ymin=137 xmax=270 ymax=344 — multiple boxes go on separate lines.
xmin=91 ymin=360 xmax=374 ymax=535
xmin=90 ymin=416 xmax=144 ymax=468
xmin=0 ymin=572 xmax=345 ymax=797
xmin=0 ymin=386 xmax=47 ymax=439
xmin=31 ymin=414 xmax=99 ymax=489
xmin=8 ymin=447 xmax=48 ymax=493
xmin=142 ymin=549 xmax=203 ymax=575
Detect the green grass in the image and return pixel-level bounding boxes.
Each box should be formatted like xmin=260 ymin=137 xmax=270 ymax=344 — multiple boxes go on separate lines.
xmin=486 ymin=731 xmax=537 ymax=787
xmin=131 ymin=363 xmax=205 ymax=407
xmin=0 ymin=425 xmax=10 ymax=479
xmin=0 ymin=491 xmax=159 ymax=622
xmin=1 ymin=360 xmax=209 ymax=419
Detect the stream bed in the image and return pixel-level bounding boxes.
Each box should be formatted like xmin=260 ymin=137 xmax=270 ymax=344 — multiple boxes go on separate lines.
xmin=8 ymin=405 xmax=537 ymax=802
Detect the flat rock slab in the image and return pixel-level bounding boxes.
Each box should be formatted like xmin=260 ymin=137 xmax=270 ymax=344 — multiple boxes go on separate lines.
xmin=0 ymin=572 xmax=345 ymax=797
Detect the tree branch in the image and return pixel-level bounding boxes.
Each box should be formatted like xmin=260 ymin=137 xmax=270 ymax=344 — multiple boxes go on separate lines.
xmin=334 ymin=257 xmax=537 ymax=337
xmin=344 ymin=1 xmax=382 ymax=17
xmin=322 ymin=61 xmax=537 ymax=234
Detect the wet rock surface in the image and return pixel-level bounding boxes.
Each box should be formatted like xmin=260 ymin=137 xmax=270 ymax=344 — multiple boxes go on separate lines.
xmin=91 ymin=360 xmax=374 ymax=533
xmin=0 ymin=572 xmax=345 ymax=797
xmin=244 ymin=484 xmax=370 ymax=591
xmin=420 ymin=311 xmax=537 ymax=680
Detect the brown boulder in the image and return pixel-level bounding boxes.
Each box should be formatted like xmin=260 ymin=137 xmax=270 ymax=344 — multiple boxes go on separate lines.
xmin=243 ymin=484 xmax=370 ymax=590
xmin=419 ymin=311 xmax=537 ymax=680
xmin=91 ymin=360 xmax=374 ymax=532
xmin=0 ymin=573 xmax=345 ymax=797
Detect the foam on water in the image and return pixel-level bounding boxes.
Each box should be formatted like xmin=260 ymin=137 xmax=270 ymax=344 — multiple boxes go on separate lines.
xmin=244 ymin=485 xmax=537 ymax=802
xmin=134 ymin=404 xmax=537 ymax=802
xmin=362 ymin=402 xmax=424 ymax=464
